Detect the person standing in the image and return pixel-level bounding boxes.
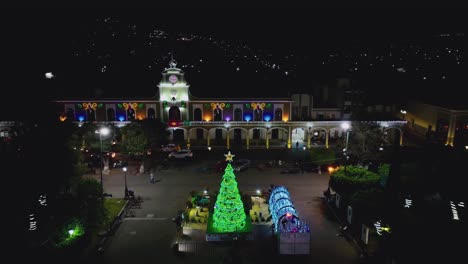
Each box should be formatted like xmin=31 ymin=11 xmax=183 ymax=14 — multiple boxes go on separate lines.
xmin=150 ymin=171 xmax=155 ymax=183
xmin=296 ymin=141 xmax=299 ymax=149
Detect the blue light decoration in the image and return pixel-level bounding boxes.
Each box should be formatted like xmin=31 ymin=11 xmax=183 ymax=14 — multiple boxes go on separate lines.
xmin=244 ymin=114 xmax=252 ymax=122
xmin=269 ymin=185 xmax=310 ymax=234
xmin=118 ymin=116 xmax=125 ymax=122
xmin=78 ymin=116 xmax=84 ymax=122
xmin=264 ymin=114 xmax=271 ymax=122
xmin=225 ymin=116 xmax=231 ymax=122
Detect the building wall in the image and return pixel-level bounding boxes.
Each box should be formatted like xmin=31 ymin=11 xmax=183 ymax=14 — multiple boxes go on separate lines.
xmin=406 ymin=102 xmax=442 ymax=135
xmin=311 ymin=108 xmax=341 ymax=120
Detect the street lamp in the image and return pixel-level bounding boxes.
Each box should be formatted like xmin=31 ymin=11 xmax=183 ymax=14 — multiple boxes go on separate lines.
xmin=96 ymin=127 xmax=110 ymax=198
xmin=302 ymin=146 xmax=307 ymax=168
xmin=123 ymin=167 xmax=128 ymax=198
xmin=341 ymin=123 xmax=350 ymax=152
xmin=341 ymin=123 xmax=350 ymax=171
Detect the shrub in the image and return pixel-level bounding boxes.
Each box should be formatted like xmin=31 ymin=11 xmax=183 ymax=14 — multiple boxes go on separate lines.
xmin=349 ymin=188 xmax=385 ymax=222
xmin=378 ymin=163 xmax=390 ymax=187
xmin=329 ymin=166 xmax=380 ymax=195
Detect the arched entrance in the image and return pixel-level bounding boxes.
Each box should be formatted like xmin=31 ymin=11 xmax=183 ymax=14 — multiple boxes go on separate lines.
xmin=215 ymin=128 xmax=223 ymax=144
xmin=66 ymin=108 xmax=75 ymax=121
xmin=169 ymin=106 xmax=181 ymax=121
xmin=107 ymin=108 xmax=115 ymax=121
xmin=253 ymin=128 xmax=260 ymax=139
xmin=194 ymin=108 xmax=202 ymax=121
xmin=127 ymin=108 xmax=135 ymax=121
xmin=173 ymin=129 xmax=184 ymax=142
xmin=234 ymin=108 xmax=242 ymax=121
xmin=86 ymin=109 xmax=96 ymax=121
xmin=292 ymin=128 xmax=305 ymax=147
xmin=214 ymin=108 xmax=222 ymax=121
xmin=254 ymin=109 xmax=263 ymax=121
xmin=234 ymin=129 xmax=242 ymax=145
xmin=196 ymin=128 xmax=204 ymax=141
xmin=147 ymin=108 xmax=156 ymax=119
xmin=274 ymin=108 xmax=282 ymax=121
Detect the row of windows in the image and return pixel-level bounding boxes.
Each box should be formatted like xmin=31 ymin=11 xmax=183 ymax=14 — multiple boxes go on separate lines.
xmin=176 ymin=128 xmax=282 ymax=142
xmin=66 ymin=108 xmax=157 ymax=122
xmin=65 ymin=106 xmax=284 ymax=122
xmin=190 ymin=108 xmax=283 ymax=122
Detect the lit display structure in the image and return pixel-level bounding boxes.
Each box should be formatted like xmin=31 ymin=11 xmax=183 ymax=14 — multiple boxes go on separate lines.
xmin=269 ymin=185 xmax=310 ymax=255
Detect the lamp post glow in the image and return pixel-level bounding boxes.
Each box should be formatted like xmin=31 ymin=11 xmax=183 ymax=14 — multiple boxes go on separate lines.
xmin=96 ymin=127 xmax=110 ymax=198
xmin=341 ymin=123 xmax=350 ymax=152
xmin=123 ymin=167 xmax=128 ymax=198
xmin=341 ymin=123 xmax=350 ymax=171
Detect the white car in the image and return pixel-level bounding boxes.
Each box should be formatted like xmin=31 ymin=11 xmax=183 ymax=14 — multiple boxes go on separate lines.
xmin=168 ymin=149 xmax=193 ymax=159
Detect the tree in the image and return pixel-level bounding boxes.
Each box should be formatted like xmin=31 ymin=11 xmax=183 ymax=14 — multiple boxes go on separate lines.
xmin=120 ymin=123 xmax=147 ymax=157
xmin=345 ymin=122 xmax=385 ymax=162
xmin=212 ymin=163 xmax=248 ymax=233
xmin=139 ymin=119 xmax=169 ymax=151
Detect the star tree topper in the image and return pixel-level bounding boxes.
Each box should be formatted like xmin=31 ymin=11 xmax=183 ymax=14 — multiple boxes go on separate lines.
xmin=224 ymin=151 xmax=235 ymax=162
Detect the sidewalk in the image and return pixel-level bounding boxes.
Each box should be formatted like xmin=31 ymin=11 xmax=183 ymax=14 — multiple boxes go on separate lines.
xmin=322 ymin=194 xmax=371 ymax=259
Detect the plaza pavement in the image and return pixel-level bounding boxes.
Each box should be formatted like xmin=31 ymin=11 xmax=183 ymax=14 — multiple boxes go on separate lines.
xmin=88 ymin=148 xmax=362 ymax=264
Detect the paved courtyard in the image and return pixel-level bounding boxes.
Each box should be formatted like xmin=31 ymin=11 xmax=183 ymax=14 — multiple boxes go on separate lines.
xmin=91 ymin=148 xmax=362 ymax=264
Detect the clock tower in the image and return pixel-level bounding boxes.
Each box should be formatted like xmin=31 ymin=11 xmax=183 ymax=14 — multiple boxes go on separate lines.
xmin=158 ymin=59 xmax=190 ymax=122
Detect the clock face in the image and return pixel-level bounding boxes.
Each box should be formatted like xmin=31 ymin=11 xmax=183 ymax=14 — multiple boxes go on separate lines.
xmin=169 ymin=75 xmax=178 ymax=84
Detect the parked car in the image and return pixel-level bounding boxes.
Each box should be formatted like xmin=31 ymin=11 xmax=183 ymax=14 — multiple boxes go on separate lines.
xmin=168 ymin=149 xmax=193 ymax=159
xmin=161 ymin=144 xmax=178 ymax=153
xmin=113 ymin=160 xmax=128 ymax=168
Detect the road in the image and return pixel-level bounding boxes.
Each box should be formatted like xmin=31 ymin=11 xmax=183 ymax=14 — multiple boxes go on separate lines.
xmin=92 ymin=148 xmax=362 ymax=264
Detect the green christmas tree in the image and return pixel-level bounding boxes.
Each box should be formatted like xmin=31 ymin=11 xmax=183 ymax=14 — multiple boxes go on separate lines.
xmin=212 ymin=153 xmax=247 ymax=233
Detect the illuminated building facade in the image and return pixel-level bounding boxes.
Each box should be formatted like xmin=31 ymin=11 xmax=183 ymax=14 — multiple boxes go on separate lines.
xmin=55 ymin=60 xmax=405 ymax=149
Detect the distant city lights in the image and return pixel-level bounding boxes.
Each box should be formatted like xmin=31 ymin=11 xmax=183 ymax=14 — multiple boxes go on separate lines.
xmin=404 ymin=198 xmax=412 ymax=208
xmin=45 ymin=72 xmax=54 ymax=79
xmin=29 ymin=213 xmax=37 ymax=231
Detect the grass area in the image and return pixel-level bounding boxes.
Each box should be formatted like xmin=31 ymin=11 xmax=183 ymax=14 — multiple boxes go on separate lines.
xmin=206 ymin=212 xmax=252 ymax=234
xmin=103 ymin=198 xmax=126 ymax=226
xmin=309 ymin=148 xmax=336 ymax=165
xmin=83 ymin=198 xmax=127 ymax=257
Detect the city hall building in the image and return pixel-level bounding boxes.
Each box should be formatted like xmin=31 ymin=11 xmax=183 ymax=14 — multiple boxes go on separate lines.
xmin=54 ymin=61 xmax=405 ymax=149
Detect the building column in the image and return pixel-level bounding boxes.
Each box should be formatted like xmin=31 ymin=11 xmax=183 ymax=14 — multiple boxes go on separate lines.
xmin=266 ymin=129 xmax=270 ymax=149
xmin=207 ymin=129 xmax=210 ymax=147
xmin=287 ymin=126 xmax=292 ymax=148
xmin=246 ymin=130 xmax=250 ymax=149
xmin=307 ymin=130 xmax=311 ymax=149
xmin=226 ymin=129 xmax=230 ymax=149
xmin=325 ymin=130 xmax=329 ymax=149
xmin=399 ymin=129 xmax=404 ymax=146
xmin=186 ymin=129 xmax=191 ymax=149
xmin=446 ymin=114 xmax=457 ymax=146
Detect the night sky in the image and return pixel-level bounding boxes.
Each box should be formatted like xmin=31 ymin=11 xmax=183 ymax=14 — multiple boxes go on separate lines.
xmin=2 ymin=8 xmax=467 ymax=115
